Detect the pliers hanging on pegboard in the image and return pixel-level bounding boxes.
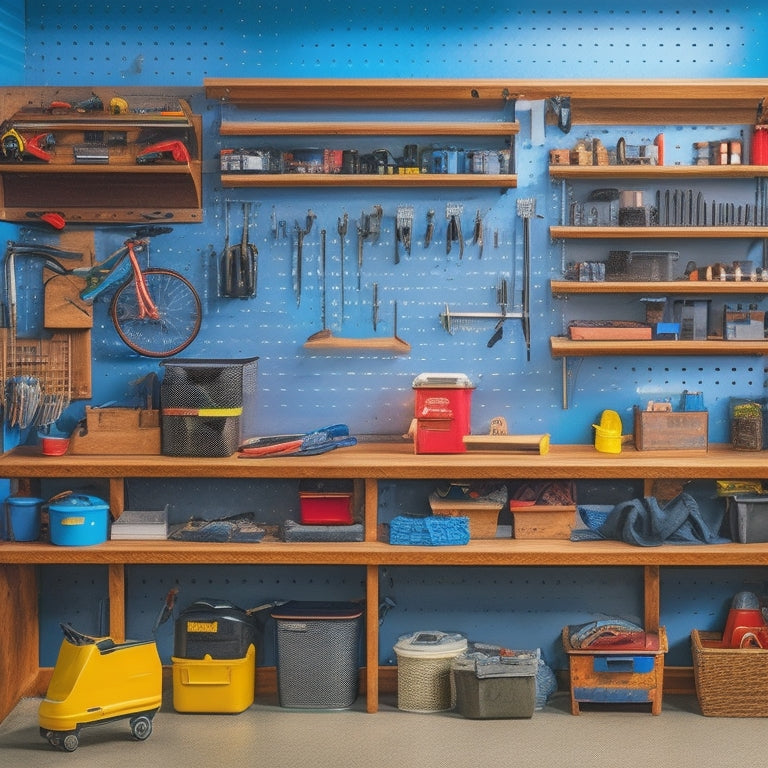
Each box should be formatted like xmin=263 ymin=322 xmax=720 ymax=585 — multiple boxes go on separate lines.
xmin=446 ymin=203 xmax=463 ymax=258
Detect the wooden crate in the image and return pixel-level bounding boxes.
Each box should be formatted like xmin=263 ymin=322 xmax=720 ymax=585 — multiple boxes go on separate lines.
xmin=429 ymin=494 xmax=502 ymax=539
xmin=633 ymin=407 xmax=708 ymax=451
xmin=69 ymin=407 xmax=161 ymax=455
xmin=569 ymin=324 xmax=652 ymax=340
xmin=511 ymin=505 xmax=575 ymax=539
xmin=563 ymin=625 xmax=667 ymax=715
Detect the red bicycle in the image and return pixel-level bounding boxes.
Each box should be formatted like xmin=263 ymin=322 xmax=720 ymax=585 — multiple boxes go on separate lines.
xmin=7 ymin=226 xmax=202 ymax=358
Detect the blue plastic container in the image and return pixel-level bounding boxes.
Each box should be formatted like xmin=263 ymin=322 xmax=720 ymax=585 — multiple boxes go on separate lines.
xmin=48 ymin=493 xmax=109 ymax=546
xmin=3 ymin=496 xmax=44 ymax=541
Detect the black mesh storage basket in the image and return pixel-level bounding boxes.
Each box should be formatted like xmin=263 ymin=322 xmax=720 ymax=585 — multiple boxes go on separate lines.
xmin=161 ymin=414 xmax=241 ymax=457
xmin=271 ymin=601 xmax=363 ymax=709
xmin=160 ymin=357 xmax=258 ymax=456
xmin=160 ymin=357 xmax=258 ymax=409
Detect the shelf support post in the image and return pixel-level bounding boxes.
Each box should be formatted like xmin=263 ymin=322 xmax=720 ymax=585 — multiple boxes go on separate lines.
xmin=108 ymin=564 xmax=126 ymax=643
xmin=365 ymin=565 xmax=379 ymax=713
xmin=644 ymin=565 xmax=660 ymax=633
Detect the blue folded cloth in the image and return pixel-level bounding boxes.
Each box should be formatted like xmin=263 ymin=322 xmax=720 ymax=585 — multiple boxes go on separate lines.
xmin=573 ymin=492 xmax=728 ymax=547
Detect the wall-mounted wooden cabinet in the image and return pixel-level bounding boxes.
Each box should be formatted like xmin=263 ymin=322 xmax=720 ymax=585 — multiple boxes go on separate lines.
xmin=0 ymin=87 xmax=203 ymax=224
xmin=204 ymin=78 xmax=519 ymax=189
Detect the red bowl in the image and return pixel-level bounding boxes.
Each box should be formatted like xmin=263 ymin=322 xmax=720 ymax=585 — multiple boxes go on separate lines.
xmin=40 ymin=435 xmax=70 ymax=456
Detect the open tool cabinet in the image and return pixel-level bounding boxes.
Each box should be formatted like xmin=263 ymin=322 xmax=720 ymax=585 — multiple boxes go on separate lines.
xmin=3 ymin=75 xmax=768 ymax=725
xmin=0 ymin=86 xmax=202 ymax=224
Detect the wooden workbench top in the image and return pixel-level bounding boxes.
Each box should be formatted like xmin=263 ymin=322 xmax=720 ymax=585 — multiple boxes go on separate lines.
xmin=1 ymin=442 xmax=765 ymax=480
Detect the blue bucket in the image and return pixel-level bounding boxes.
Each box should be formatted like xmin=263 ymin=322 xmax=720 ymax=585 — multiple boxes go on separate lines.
xmin=3 ymin=496 xmax=44 ymax=541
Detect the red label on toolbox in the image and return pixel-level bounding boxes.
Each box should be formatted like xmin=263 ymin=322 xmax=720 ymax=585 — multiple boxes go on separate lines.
xmin=418 ymin=396 xmax=454 ymax=419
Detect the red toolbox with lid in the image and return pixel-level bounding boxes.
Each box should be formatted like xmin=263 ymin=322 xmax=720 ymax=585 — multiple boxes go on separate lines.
xmin=412 ymin=373 xmax=474 ymax=454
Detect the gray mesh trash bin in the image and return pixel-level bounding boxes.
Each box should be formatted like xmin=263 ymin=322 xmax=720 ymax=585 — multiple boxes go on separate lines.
xmin=271 ymin=601 xmax=363 ymax=709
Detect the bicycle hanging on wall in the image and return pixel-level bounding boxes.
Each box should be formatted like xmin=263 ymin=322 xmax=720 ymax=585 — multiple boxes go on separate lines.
xmin=4 ymin=226 xmax=202 ymax=359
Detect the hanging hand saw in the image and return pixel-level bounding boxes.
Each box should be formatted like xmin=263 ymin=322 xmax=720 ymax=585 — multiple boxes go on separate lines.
xmin=516 ymin=197 xmax=535 ymax=361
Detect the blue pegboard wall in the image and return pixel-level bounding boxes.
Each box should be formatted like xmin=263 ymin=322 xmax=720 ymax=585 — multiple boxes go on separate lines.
xmin=13 ymin=4 xmax=768 ymax=671
xmin=22 ymin=2 xmax=767 ymax=81
xmin=12 ymin=2 xmax=768 ymax=442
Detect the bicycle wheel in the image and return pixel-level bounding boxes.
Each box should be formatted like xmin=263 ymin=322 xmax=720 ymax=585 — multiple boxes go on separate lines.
xmin=109 ymin=268 xmax=202 ymax=358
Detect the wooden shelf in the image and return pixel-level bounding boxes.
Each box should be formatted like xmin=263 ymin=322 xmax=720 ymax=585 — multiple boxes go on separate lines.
xmin=220 ymin=121 xmax=518 ymax=137
xmin=551 ymin=280 xmax=768 ymax=295
xmin=204 ymin=78 xmax=521 ymax=107
xmin=551 ymin=226 xmax=768 ymax=239
xmin=3 ymin=536 xmax=768 ymax=568
xmin=207 ymin=78 xmax=518 ymax=190
xmin=550 ymin=336 xmax=768 ymax=358
xmin=550 ymin=164 xmax=768 ymax=179
xmin=303 ymin=333 xmax=411 ymax=354
xmin=204 ymin=78 xmax=768 ymax=124
xmin=221 ymin=173 xmax=516 ymax=189
xmin=4 ymin=441 xmax=768 ymax=483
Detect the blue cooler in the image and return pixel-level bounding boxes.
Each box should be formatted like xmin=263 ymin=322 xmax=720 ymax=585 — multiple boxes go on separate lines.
xmin=48 ymin=493 xmax=109 ymax=546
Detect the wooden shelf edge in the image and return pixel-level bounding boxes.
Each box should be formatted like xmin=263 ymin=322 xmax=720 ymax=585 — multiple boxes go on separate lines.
xmin=4 ymin=536 xmax=768 ymax=567
xmin=220 ymin=120 xmax=519 ymax=136
xmin=204 ymin=77 xmax=768 ymax=124
xmin=551 ymin=226 xmax=768 ymax=239
xmin=303 ymin=334 xmax=411 ymax=355
xmin=0 ymin=208 xmax=203 ymax=224
xmin=0 ymin=163 xmax=198 ymax=174
xmin=205 ymin=78 xmax=523 ymax=106
xmin=221 ymin=173 xmax=516 ymax=188
xmin=550 ymin=336 xmax=768 ymax=357
xmin=551 ymin=280 xmax=768 ymax=295
xmin=550 ymin=164 xmax=768 ymax=179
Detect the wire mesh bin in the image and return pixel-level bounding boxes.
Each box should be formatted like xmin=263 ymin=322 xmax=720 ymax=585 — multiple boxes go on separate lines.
xmin=393 ymin=631 xmax=468 ymax=712
xmin=160 ymin=357 xmax=258 ymax=457
xmin=271 ymin=601 xmax=363 ymax=709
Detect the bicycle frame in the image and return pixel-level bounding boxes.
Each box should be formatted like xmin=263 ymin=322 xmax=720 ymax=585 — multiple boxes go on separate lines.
xmin=76 ymin=238 xmax=148 ymax=303
xmin=125 ymin=241 xmax=160 ymax=321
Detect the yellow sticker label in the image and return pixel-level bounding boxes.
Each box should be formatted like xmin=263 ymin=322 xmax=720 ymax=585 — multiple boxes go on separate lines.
xmin=186 ymin=620 xmax=218 ymax=633
xmin=61 ymin=517 xmax=85 ymax=526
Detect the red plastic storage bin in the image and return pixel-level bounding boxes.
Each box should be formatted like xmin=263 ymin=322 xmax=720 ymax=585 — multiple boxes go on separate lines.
xmin=299 ymin=492 xmax=354 ymax=525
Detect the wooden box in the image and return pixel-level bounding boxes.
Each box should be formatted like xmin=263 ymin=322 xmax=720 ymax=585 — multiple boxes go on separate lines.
xmin=563 ymin=626 xmax=667 ymax=715
xmin=511 ymin=505 xmax=575 ymax=539
xmin=633 ymin=407 xmax=708 ymax=451
xmin=69 ymin=407 xmax=161 ymax=455
xmin=429 ymin=494 xmax=502 ymax=539
xmin=569 ymin=324 xmax=652 ymax=340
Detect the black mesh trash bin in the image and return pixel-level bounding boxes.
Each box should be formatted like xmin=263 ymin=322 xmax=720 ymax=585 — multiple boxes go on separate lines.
xmin=271 ymin=601 xmax=363 ymax=709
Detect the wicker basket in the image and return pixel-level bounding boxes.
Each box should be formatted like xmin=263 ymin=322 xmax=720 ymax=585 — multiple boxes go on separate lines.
xmin=691 ymin=629 xmax=768 ymax=717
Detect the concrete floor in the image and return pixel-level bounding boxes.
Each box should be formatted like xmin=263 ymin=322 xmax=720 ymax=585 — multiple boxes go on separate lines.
xmin=1 ymin=689 xmax=765 ymax=768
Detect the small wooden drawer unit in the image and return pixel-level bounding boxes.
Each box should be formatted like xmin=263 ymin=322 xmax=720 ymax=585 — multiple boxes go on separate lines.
xmin=563 ymin=626 xmax=668 ymax=715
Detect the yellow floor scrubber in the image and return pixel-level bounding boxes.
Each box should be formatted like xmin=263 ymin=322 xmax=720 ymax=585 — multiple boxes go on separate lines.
xmin=39 ymin=590 xmax=176 ymax=751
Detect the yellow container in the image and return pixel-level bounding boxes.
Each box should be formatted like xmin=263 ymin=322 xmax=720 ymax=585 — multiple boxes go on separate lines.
xmin=171 ymin=643 xmax=255 ymax=713
xmin=594 ymin=410 xmax=622 ymax=454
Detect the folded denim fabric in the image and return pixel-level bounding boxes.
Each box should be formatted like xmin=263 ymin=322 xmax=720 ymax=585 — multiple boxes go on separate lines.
xmin=574 ymin=492 xmax=728 ymax=547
